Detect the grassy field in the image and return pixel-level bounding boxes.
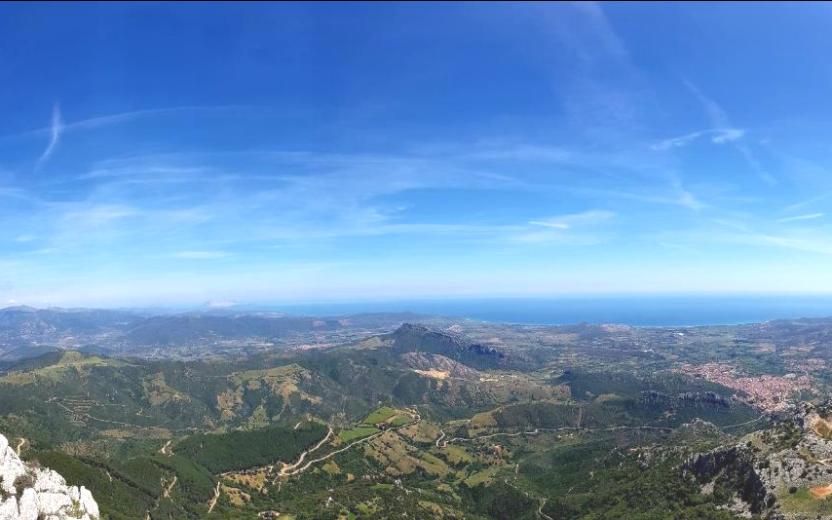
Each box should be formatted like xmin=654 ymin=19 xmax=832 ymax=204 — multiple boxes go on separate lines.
xmin=338 ymin=426 xmax=379 ymax=442
xmin=437 ymin=445 xmax=473 ymax=465
xmin=389 ymin=415 xmax=412 ymax=427
xmin=363 ymin=406 xmax=399 ymax=425
xmin=779 ymin=487 xmax=832 ymax=514
xmin=464 ymin=465 xmax=500 ymax=486
xmin=364 ymin=431 xmax=450 ymax=478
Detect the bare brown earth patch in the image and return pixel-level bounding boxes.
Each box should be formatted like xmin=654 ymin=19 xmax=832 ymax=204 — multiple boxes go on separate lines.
xmin=810 ymin=484 xmax=832 ymax=499
xmin=413 ymin=369 xmax=449 ymax=380
xmin=811 ymin=416 xmax=832 ymax=439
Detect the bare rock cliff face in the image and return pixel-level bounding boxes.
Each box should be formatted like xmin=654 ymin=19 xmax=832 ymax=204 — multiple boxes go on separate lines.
xmin=685 ymin=443 xmax=785 ymax=519
xmin=0 ymin=434 xmax=99 ymax=520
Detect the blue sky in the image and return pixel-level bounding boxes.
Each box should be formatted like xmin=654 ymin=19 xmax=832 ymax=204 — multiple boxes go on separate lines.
xmin=2 ymin=2 xmax=832 ymax=307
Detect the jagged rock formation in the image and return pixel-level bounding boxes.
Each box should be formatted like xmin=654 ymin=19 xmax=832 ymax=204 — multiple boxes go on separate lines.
xmin=389 ymin=323 xmax=517 ymax=370
xmin=685 ymin=444 xmax=777 ymax=517
xmin=685 ymin=402 xmax=832 ymax=519
xmin=0 ymin=434 xmax=99 ymax=520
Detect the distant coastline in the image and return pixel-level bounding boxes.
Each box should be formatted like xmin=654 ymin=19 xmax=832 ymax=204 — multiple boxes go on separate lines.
xmin=260 ymin=295 xmax=832 ymax=327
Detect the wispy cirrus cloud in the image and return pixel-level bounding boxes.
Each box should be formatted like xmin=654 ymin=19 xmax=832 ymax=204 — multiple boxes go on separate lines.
xmin=532 ymin=4 xmax=711 ymax=215
xmin=648 ymin=227 xmax=818 ymax=262
xmin=539 ymin=2 xmax=648 ymax=142
xmin=529 ymin=209 xmax=615 ymax=230
xmin=778 ymin=212 xmax=824 ymax=223
xmin=62 ymin=204 xmax=138 ymax=226
xmin=664 ymin=217 xmax=832 ymax=258
xmin=683 ymin=80 xmax=776 ymax=185
xmin=63 ymin=105 xmax=255 ymax=133
xmin=783 ymin=192 xmax=832 ymax=213
xmin=652 ymin=128 xmax=745 ymax=151
xmin=513 ymin=209 xmax=616 ymax=244
xmin=729 ymin=232 xmax=832 ymax=257
xmin=1 ymin=105 xmax=258 ymax=143
xmin=11 ymin=140 xmax=713 ymax=258
xmin=34 ymin=103 xmax=62 ymax=171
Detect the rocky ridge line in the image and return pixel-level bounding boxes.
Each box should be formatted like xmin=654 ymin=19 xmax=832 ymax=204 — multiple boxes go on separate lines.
xmin=0 ymin=433 xmax=99 ymax=520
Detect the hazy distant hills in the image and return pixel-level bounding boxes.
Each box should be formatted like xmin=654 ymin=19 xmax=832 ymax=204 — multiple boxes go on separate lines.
xmin=0 ymin=306 xmax=434 ymax=361
xmin=6 ymin=304 xmax=832 ymax=363
xmin=124 ymin=314 xmax=354 ymax=346
xmin=0 ymin=306 xmax=136 ymax=336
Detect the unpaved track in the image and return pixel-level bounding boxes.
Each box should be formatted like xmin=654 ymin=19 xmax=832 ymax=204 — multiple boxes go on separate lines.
xmin=159 ymin=440 xmax=173 ymax=456
xmin=437 ymin=427 xmax=544 ymax=448
xmin=279 ymin=431 xmax=383 ymax=478
xmin=278 ymin=426 xmax=334 ymax=476
xmin=436 ymin=424 xmax=676 ymax=448
xmin=500 ymin=477 xmax=553 ymax=520
xmin=721 ymin=414 xmax=766 ymax=430
xmin=435 ymin=430 xmax=446 ymax=448
xmin=46 ymin=397 xmax=192 ymax=433
xmin=148 ymin=473 xmax=179 ymax=517
xmin=278 ymin=407 xmax=421 ymax=479
xmin=207 ymin=481 xmax=221 ymax=513
xmin=162 ymin=476 xmax=177 ymax=498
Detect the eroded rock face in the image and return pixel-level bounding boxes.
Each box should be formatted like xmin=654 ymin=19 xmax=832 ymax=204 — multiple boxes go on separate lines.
xmin=686 ymin=444 xmax=775 ymax=516
xmin=0 ymin=433 xmax=99 ymax=520
xmin=684 ymin=404 xmax=832 ymax=520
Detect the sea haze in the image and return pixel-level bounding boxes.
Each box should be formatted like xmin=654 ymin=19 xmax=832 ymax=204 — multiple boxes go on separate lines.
xmin=260 ymin=295 xmax=832 ymax=327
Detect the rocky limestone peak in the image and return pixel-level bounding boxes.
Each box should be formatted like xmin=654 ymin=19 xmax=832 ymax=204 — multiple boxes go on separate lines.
xmin=0 ymin=433 xmax=99 ymax=520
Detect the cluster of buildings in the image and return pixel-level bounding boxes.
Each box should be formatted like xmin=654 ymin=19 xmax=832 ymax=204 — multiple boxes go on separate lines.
xmin=677 ymin=363 xmax=812 ymax=413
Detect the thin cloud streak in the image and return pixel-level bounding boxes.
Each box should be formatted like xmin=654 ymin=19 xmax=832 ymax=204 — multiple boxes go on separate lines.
xmin=652 ymin=128 xmax=745 ymax=151
xmin=783 ymin=192 xmax=832 ymax=213
xmin=34 ymin=103 xmax=62 ymax=171
xmin=529 ymin=210 xmax=615 ymax=230
xmin=2 ymin=105 xmax=257 ymax=142
xmin=65 ymin=105 xmax=254 ymax=132
xmin=778 ymin=213 xmax=824 ymax=223
xmin=683 ymin=80 xmax=776 ymax=185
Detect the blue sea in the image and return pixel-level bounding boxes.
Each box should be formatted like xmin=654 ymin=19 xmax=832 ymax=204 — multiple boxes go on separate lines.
xmin=261 ymin=295 xmax=832 ymax=327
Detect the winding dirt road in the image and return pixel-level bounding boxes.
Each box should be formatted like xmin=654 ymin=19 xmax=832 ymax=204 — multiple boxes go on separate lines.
xmin=207 ymin=481 xmax=221 ymax=513
xmin=277 ymin=407 xmax=421 ymax=479
xmin=434 ymin=430 xmax=446 ymax=448
xmin=279 ymin=431 xmax=383 ymax=478
xmin=436 ymin=424 xmax=678 ymax=448
xmin=159 ymin=439 xmax=173 ymax=456
xmin=277 ymin=426 xmax=334 ymax=477
xmin=538 ymin=497 xmax=553 ymax=520
xmin=162 ymin=476 xmax=177 ymax=498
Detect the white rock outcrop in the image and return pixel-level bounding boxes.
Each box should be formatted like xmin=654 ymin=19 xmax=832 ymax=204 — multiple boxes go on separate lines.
xmin=0 ymin=433 xmax=99 ymax=520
